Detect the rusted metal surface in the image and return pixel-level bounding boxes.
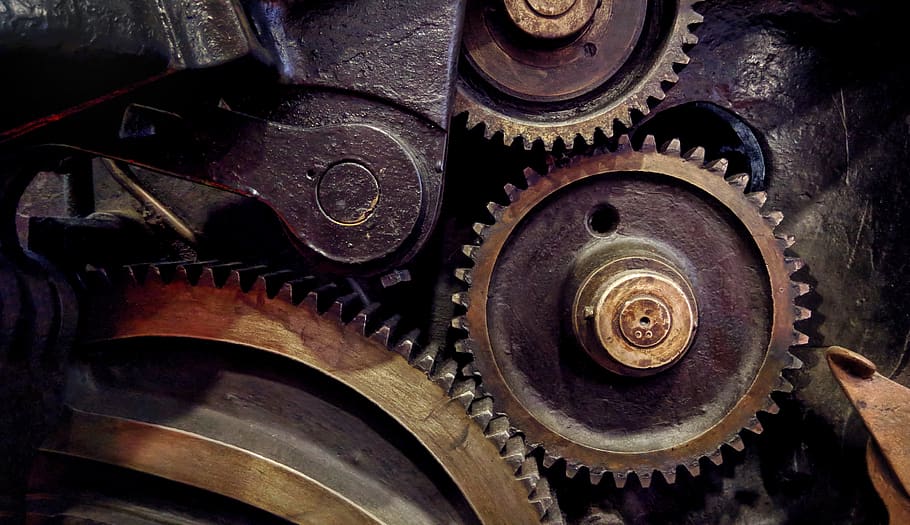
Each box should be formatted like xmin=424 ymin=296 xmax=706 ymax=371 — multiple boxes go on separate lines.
xmin=455 ymin=137 xmax=806 ymax=487
xmin=867 ymin=441 xmax=910 ymax=525
xmin=826 ymin=347 xmax=910 ymax=496
xmin=76 ymin=264 xmax=552 ymax=524
xmin=455 ymin=0 xmax=702 ymax=146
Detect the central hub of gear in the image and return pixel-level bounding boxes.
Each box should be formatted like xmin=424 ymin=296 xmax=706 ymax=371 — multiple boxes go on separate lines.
xmin=503 ymin=0 xmax=600 ymax=40
xmin=573 ymin=255 xmax=698 ymax=376
xmin=618 ymin=296 xmax=671 ymax=348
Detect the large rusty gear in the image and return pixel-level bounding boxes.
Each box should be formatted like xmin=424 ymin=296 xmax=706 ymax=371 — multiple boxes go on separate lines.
xmin=453 ymin=135 xmax=810 ymax=487
xmin=455 ymin=0 xmax=702 ymax=147
xmin=36 ymin=262 xmax=563 ymax=524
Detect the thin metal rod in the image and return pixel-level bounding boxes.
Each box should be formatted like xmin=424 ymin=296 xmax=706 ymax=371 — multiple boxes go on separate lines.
xmin=101 ymin=158 xmax=198 ymax=245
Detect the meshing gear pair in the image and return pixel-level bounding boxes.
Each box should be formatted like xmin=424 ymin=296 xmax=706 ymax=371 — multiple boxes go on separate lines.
xmin=453 ymin=136 xmax=809 ymax=487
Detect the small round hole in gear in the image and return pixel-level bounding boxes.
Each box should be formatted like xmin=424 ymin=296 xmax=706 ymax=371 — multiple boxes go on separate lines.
xmin=586 ymin=204 xmax=619 ymax=236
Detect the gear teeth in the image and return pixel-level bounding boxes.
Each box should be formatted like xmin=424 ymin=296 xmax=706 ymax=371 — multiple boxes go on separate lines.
xmin=225 ymin=265 xmax=270 ymax=291
xmin=747 ymin=191 xmax=768 ymax=209
xmin=776 ymin=233 xmax=796 ymax=250
xmin=613 ymin=471 xmax=629 ymax=489
xmin=450 ymin=379 xmax=478 ymax=409
xmin=726 ymin=173 xmax=749 ymax=190
xmin=517 ymin=457 xmax=541 ymax=494
xmin=776 ymin=375 xmax=795 ymax=393
xmin=707 ymin=449 xmax=723 ymax=466
xmin=684 ymin=461 xmax=700 ymax=478
xmin=727 ymin=435 xmax=746 ymax=452
xmin=638 ymin=471 xmax=653 ymax=489
xmin=256 ymin=270 xmax=298 ymax=298
xmin=472 ymin=222 xmax=489 ymax=239
xmin=565 ymin=462 xmax=581 ymax=479
xmin=393 ymin=329 xmax=419 ymax=360
xmin=304 ymin=283 xmax=339 ymax=312
xmin=454 ymin=339 xmax=476 ymax=356
xmin=763 ymin=211 xmax=784 ymax=228
xmin=589 ymin=469 xmax=605 ymax=486
xmin=708 ymin=158 xmax=730 ymax=174
xmin=542 ymin=454 xmax=557 ymax=469
xmin=661 ymin=138 xmax=682 ymax=154
xmin=470 ymin=397 xmax=495 ymax=429
xmin=328 ymin=292 xmax=361 ymax=323
xmin=641 ymin=135 xmax=658 ymax=152
xmin=524 ymin=168 xmax=543 ymax=187
xmin=764 ymin=400 xmax=781 ymax=415
xmin=485 ymin=416 xmax=512 ymax=450
xmin=792 ymin=281 xmax=811 ymax=297
xmin=350 ymin=303 xmax=381 ymax=335
xmin=451 ymin=315 xmax=468 ymax=331
xmin=532 ymin=478 xmax=560 ymax=522
xmin=462 ymin=244 xmax=479 ymax=260
xmin=432 ymin=359 xmax=458 ymax=392
xmin=683 ymin=146 xmax=706 ymax=161
xmin=504 ymin=183 xmax=522 ymax=203
xmin=660 ymin=468 xmax=676 ymax=485
xmin=795 ymin=305 xmax=812 ymax=321
xmin=454 ymin=268 xmax=473 ymax=284
xmin=503 ymin=436 xmax=527 ymax=471
xmin=411 ymin=347 xmax=439 ymax=373
xmin=486 ymin=202 xmax=505 ymax=220
xmin=746 ymin=417 xmax=764 ymax=435
xmin=616 ymin=135 xmax=633 ymax=151
xmin=197 ymin=267 xmax=217 ymax=288
xmin=370 ymin=314 xmax=400 ymax=346
xmin=144 ymin=265 xmax=165 ymax=285
xmin=788 ymin=354 xmax=804 ymax=370
xmin=793 ymin=329 xmax=810 ymax=346
xmin=452 ymin=292 xmax=470 ymax=307
xmin=785 ymin=257 xmax=805 ymax=274
xmin=460 ymin=362 xmax=481 ymax=379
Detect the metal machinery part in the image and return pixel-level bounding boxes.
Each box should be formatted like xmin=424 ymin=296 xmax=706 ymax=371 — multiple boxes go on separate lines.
xmin=826 ymin=347 xmax=910 ymax=524
xmin=454 ymin=136 xmax=807 ymax=487
xmin=455 ymin=0 xmax=702 ymax=146
xmin=2 ymin=1 xmax=910 ymax=525
xmin=1 ymin=0 xmax=465 ymax=275
xmin=25 ymin=263 xmax=559 ymax=524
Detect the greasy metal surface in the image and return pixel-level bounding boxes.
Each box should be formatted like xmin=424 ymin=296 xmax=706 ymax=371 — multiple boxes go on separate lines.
xmin=53 ymin=110 xmax=426 ymax=267
xmin=79 ymin=267 xmax=545 ymax=524
xmin=457 ymin=138 xmax=804 ymax=485
xmin=826 ymin=347 xmax=910 ymax=494
xmin=42 ymin=409 xmax=383 ymax=525
xmin=244 ymin=0 xmax=464 ymax=130
xmin=455 ymin=0 xmax=702 ymax=145
xmin=868 ymin=442 xmax=910 ymax=525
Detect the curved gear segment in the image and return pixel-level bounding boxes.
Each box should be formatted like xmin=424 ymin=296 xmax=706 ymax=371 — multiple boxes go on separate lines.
xmin=74 ymin=262 xmax=563 ymax=524
xmin=455 ymin=0 xmax=703 ymax=147
xmin=453 ymin=136 xmax=809 ymax=487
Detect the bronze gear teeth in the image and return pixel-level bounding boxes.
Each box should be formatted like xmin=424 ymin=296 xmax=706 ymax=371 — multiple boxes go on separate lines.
xmin=81 ymin=262 xmax=565 ymax=523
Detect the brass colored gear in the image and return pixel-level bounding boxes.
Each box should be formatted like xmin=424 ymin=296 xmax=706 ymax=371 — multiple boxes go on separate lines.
xmin=453 ymin=136 xmax=810 ymax=487
xmin=455 ymin=0 xmax=703 ymax=147
xmin=56 ymin=263 xmax=563 ymax=524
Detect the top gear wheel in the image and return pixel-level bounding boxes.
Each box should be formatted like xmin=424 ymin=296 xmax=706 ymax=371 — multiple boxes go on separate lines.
xmin=455 ymin=0 xmax=702 ymax=147
xmin=453 ymin=136 xmax=810 ymax=487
